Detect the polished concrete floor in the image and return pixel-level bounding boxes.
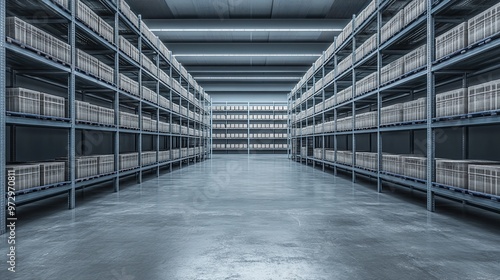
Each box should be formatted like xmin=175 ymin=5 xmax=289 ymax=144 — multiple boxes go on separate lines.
xmin=2 ymin=155 xmax=500 ymax=280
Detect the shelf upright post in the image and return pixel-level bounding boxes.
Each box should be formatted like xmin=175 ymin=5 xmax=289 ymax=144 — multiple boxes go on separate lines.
xmin=156 ymin=39 xmax=160 ymax=175
xmin=0 ymin=0 xmax=6 ymax=234
xmin=137 ymin=15 xmax=143 ymax=183
xmin=168 ymin=52 xmax=173 ymax=170
xmin=376 ymin=0 xmax=383 ymax=193
xmin=248 ymin=102 xmax=250 ymax=154
xmin=312 ymin=70 xmax=316 ymax=168
xmin=114 ymin=5 xmax=120 ymax=192
xmin=426 ymin=0 xmax=435 ymax=212
xmin=461 ymin=74 xmax=469 ymax=160
xmin=333 ymin=39 xmax=338 ymax=176
xmin=322 ymin=53 xmax=326 ymax=171
xmin=68 ymin=0 xmax=77 ymax=209
xmin=351 ymin=28 xmax=357 ymax=183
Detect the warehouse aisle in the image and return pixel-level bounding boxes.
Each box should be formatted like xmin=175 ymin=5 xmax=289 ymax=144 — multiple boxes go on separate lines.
xmin=2 ymin=155 xmax=500 ymax=280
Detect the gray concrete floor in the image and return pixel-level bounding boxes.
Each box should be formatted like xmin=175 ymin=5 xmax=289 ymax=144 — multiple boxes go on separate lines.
xmin=2 ymin=155 xmax=500 ymax=280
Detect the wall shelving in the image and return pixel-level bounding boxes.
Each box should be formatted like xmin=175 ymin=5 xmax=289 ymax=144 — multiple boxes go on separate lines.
xmin=212 ymin=102 xmax=288 ymax=154
xmin=289 ymin=0 xmax=500 ymax=213
xmin=1 ymin=0 xmax=212 ymax=234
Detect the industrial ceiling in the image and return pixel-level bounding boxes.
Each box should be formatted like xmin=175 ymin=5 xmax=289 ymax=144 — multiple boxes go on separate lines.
xmin=127 ymin=0 xmax=372 ymax=97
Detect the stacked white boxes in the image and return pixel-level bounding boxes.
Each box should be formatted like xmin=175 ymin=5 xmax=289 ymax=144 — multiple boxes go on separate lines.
xmin=142 ymin=86 xmax=157 ymax=104
xmin=436 ymin=23 xmax=468 ymax=60
xmin=336 ymin=86 xmax=353 ymax=105
xmin=355 ymin=0 xmax=377 ymax=30
xmin=159 ymin=150 xmax=170 ymax=162
xmin=469 ymin=165 xmax=500 ymax=196
xmin=75 ymin=100 xmax=90 ymax=122
xmin=53 ymin=0 xmax=70 ymax=10
xmin=436 ymin=89 xmax=467 ymax=117
xmin=314 ymin=148 xmax=323 ymax=160
xmin=141 ymin=54 xmax=157 ymax=76
xmin=468 ymin=79 xmax=500 ymax=113
xmin=76 ymin=157 xmax=98 ymax=179
xmin=98 ymin=61 xmax=114 ymax=84
xmin=159 ymin=70 xmax=171 ymax=87
xmin=337 ymin=151 xmax=353 ymax=166
xmin=403 ymin=0 xmax=427 ymax=26
xmin=97 ymin=154 xmax=114 ymax=174
xmin=76 ymin=49 xmax=100 ymax=78
xmin=141 ymin=151 xmax=157 ymax=166
xmin=119 ymin=111 xmax=140 ymax=129
xmin=381 ymin=10 xmax=404 ymax=43
xmin=181 ymin=148 xmax=189 ymax=158
xmin=300 ymin=147 xmax=308 ymax=158
xmin=381 ymin=103 xmax=404 ymax=125
xmin=6 ymin=164 xmax=41 ymax=191
xmin=98 ymin=107 xmax=114 ymax=125
xmin=98 ymin=18 xmax=114 ymax=44
xmin=119 ymin=74 xmax=140 ymax=96
xmin=41 ymin=93 xmax=65 ymax=118
xmin=337 ymin=116 xmax=353 ymax=131
xmin=381 ymin=58 xmax=404 ymax=84
xmin=355 ymin=111 xmax=377 ymax=129
xmin=324 ymin=70 xmax=335 ymax=85
xmin=382 ymin=154 xmax=403 ymax=175
xmin=356 ymin=152 xmax=378 ymax=170
xmin=403 ymin=97 xmax=427 ymax=122
xmin=7 ymin=17 xmax=71 ymax=64
xmin=88 ymin=104 xmax=99 ymax=123
xmin=337 ymin=54 xmax=353 ymax=76
xmin=76 ymin=0 xmax=100 ymax=32
xmin=403 ymin=156 xmax=427 ymax=180
xmin=118 ymin=36 xmax=140 ymax=62
xmin=325 ymin=150 xmax=335 ymax=162
xmin=119 ymin=153 xmax=139 ymax=170
xmin=468 ymin=3 xmax=500 ymax=45
xmin=336 ymin=20 xmax=353 ymax=48
xmin=171 ymin=123 xmax=180 ymax=134
xmin=39 ymin=162 xmax=66 ymax=186
xmin=142 ymin=116 xmax=156 ymax=131
xmin=6 ymin=88 xmax=41 ymax=115
xmin=436 ymin=159 xmax=495 ymax=189
xmin=141 ymin=21 xmax=158 ymax=47
xmin=172 ymin=149 xmax=180 ymax=159
xmin=404 ymin=44 xmax=427 ymax=73
xmin=355 ymin=72 xmax=378 ymax=96
xmin=158 ymin=121 xmax=169 ymax=133
xmin=355 ymin=34 xmax=377 ymax=62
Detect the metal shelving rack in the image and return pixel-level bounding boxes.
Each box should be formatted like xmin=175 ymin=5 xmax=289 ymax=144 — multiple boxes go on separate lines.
xmin=212 ymin=101 xmax=288 ymax=154
xmin=1 ymin=0 xmax=212 ymax=234
xmin=289 ymin=0 xmax=500 ymax=213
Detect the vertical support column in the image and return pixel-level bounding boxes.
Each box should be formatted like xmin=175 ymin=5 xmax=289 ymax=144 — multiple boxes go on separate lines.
xmin=426 ymin=0 xmax=435 ymax=212
xmin=333 ymin=44 xmax=338 ymax=176
xmin=156 ymin=48 xmax=160 ymax=175
xmin=247 ymin=102 xmax=250 ymax=154
xmin=169 ymin=53 xmax=173 ymax=169
xmin=461 ymin=74 xmax=468 ymax=160
xmin=0 ymin=0 xmax=6 ymax=234
xmin=137 ymin=16 xmax=143 ymax=183
xmin=68 ymin=0 xmax=77 ymax=209
xmin=113 ymin=7 xmax=120 ymax=192
xmin=376 ymin=1 xmax=383 ymax=193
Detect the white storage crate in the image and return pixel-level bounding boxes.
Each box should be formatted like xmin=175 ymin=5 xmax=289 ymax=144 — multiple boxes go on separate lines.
xmin=40 ymin=93 xmax=65 ymax=118
xmin=468 ymin=164 xmax=500 ymax=196
xmin=356 ymin=152 xmax=378 ymax=170
xmin=403 ymin=97 xmax=427 ymax=122
xmin=119 ymin=36 xmax=131 ymax=57
xmin=436 ymin=88 xmax=467 ymax=117
xmin=337 ymin=54 xmax=353 ymax=76
xmin=159 ymin=150 xmax=170 ymax=162
xmin=404 ymin=0 xmax=427 ymax=27
xmin=404 ymin=44 xmax=427 ymax=73
xmin=89 ymin=104 xmax=99 ymax=123
xmin=382 ymin=154 xmax=404 ymax=175
xmin=6 ymin=164 xmax=41 ymax=191
xmin=313 ymin=148 xmax=323 ymax=160
xmin=436 ymin=159 xmax=495 ymax=189
xmin=98 ymin=107 xmax=115 ymax=125
xmin=337 ymin=151 xmax=353 ymax=166
xmin=76 ymin=157 xmax=98 ymax=179
xmin=119 ymin=0 xmax=139 ymax=27
xmin=6 ymin=17 xmax=71 ymax=64
xmin=119 ymin=74 xmax=140 ymax=96
xmin=158 ymin=121 xmax=170 ymax=133
xmin=119 ymin=111 xmax=140 ymax=129
xmin=468 ymin=79 xmax=500 ymax=113
xmin=6 ymin=88 xmax=41 ymax=115
xmin=76 ymin=100 xmax=90 ymax=122
xmin=99 ymin=61 xmax=114 ymax=84
xmin=119 ymin=153 xmax=139 ymax=170
xmin=76 ymin=49 xmax=100 ymax=78
xmin=403 ymin=156 xmax=427 ymax=180
xmin=141 ymin=151 xmax=157 ymax=166
xmin=142 ymin=86 xmax=157 ymax=103
xmin=355 ymin=111 xmax=378 ymax=129
xmin=97 ymin=154 xmax=115 ymax=174
xmin=381 ymin=10 xmax=404 ymax=44
xmin=436 ymin=23 xmax=467 ymax=60
xmin=324 ymin=149 xmax=335 ymax=162
xmin=53 ymin=0 xmax=70 ymax=10
xmin=39 ymin=161 xmax=66 ymax=186
xmin=336 ymin=20 xmax=353 ymax=48
xmin=159 ymin=70 xmax=171 ymax=86
xmin=355 ymin=72 xmax=378 ymax=96
xmin=76 ymin=0 xmax=100 ymax=32
xmin=99 ymin=17 xmax=114 ymax=44
xmin=381 ymin=58 xmax=404 ymax=84
xmin=468 ymin=3 xmax=500 ymax=46
xmin=336 ymin=86 xmax=353 ymax=105
xmin=355 ymin=0 xmax=376 ymax=29
xmin=381 ymin=103 xmax=403 ymax=125
xmin=337 ymin=116 xmax=353 ymax=131
xmin=355 ymin=34 xmax=377 ymax=62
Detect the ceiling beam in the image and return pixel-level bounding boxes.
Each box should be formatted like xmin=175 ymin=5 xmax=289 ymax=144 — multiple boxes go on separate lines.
xmin=202 ymin=84 xmax=294 ymax=92
xmin=164 ymin=43 xmax=331 ymax=55
xmin=145 ymin=19 xmax=349 ymax=30
xmin=185 ymin=66 xmax=309 ymax=73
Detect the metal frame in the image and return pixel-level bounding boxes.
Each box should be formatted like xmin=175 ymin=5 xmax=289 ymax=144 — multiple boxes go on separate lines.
xmin=288 ymin=0 xmax=500 ymax=212
xmin=1 ymin=0 xmax=212 ymax=218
